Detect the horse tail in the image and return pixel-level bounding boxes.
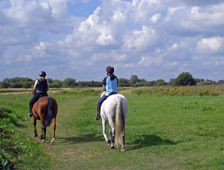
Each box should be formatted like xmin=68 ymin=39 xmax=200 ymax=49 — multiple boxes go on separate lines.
xmin=115 ymin=96 xmax=125 ymax=147
xmin=45 ymin=97 xmax=54 ymax=126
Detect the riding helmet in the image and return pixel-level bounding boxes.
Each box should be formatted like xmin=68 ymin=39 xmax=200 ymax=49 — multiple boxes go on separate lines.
xmin=39 ymin=71 xmax=46 ymax=77
xmin=106 ymin=66 xmax=114 ymax=74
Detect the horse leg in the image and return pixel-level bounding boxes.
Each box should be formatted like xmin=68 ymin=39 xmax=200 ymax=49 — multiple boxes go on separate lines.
xmin=33 ymin=118 xmax=38 ymax=137
xmin=121 ymin=135 xmax=125 ymax=152
xmin=121 ymin=125 xmax=126 ymax=152
xmin=109 ymin=128 xmax=113 ymax=145
xmin=51 ymin=118 xmax=56 ymax=145
xmin=44 ymin=126 xmax=46 ymax=140
xmin=40 ymin=119 xmax=46 ymax=143
xmin=102 ymin=119 xmax=110 ymax=145
xmin=108 ymin=119 xmax=115 ymax=149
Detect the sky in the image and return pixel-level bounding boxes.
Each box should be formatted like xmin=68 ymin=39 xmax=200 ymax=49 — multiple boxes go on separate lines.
xmin=0 ymin=0 xmax=224 ymax=81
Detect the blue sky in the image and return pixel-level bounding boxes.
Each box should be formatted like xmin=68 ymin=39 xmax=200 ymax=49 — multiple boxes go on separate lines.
xmin=68 ymin=1 xmax=101 ymax=17
xmin=0 ymin=0 xmax=224 ymax=81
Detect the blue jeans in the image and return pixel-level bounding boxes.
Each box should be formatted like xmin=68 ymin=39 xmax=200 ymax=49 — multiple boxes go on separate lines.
xmin=97 ymin=92 xmax=117 ymax=116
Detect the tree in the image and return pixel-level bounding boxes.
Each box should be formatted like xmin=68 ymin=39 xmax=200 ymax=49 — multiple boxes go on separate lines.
xmin=49 ymin=80 xmax=63 ymax=88
xmin=118 ymin=78 xmax=130 ymax=87
xmin=129 ymin=75 xmax=139 ymax=85
xmin=172 ymin=72 xmax=196 ymax=86
xmin=218 ymin=80 xmax=224 ymax=85
xmin=198 ymin=79 xmax=217 ymax=85
xmin=63 ymin=78 xmax=76 ymax=87
xmin=1 ymin=77 xmax=33 ymax=88
xmin=195 ymin=78 xmax=205 ymax=84
xmin=154 ymin=79 xmax=167 ymax=86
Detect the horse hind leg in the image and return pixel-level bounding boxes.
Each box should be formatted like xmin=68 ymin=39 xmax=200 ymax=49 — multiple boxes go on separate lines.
xmin=121 ymin=122 xmax=126 ymax=152
xmin=121 ymin=135 xmax=125 ymax=152
xmin=102 ymin=119 xmax=110 ymax=145
xmin=41 ymin=119 xmax=46 ymax=143
xmin=33 ymin=118 xmax=38 ymax=137
xmin=108 ymin=119 xmax=115 ymax=149
xmin=51 ymin=118 xmax=56 ymax=145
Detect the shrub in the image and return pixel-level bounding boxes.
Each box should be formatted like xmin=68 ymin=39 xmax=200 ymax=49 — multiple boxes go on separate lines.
xmin=172 ymin=72 xmax=196 ymax=86
xmin=0 ymin=107 xmax=22 ymax=169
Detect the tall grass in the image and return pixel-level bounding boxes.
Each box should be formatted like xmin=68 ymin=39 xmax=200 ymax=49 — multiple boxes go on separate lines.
xmin=132 ymin=86 xmax=224 ymax=96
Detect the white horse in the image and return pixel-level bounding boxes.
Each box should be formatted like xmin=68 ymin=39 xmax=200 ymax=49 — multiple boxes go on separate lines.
xmin=100 ymin=92 xmax=128 ymax=151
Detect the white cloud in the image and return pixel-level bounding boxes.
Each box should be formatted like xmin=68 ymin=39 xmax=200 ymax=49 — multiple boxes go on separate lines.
xmin=169 ymin=43 xmax=179 ymax=51
xmin=164 ymin=6 xmax=185 ymax=22
xmin=165 ymin=61 xmax=178 ymax=68
xmin=112 ymin=9 xmax=126 ymax=23
xmin=1 ymin=0 xmax=224 ymax=81
xmin=138 ymin=55 xmax=163 ymax=67
xmin=123 ymin=26 xmax=156 ymax=51
xmin=180 ymin=4 xmax=224 ymax=33
xmin=197 ymin=37 xmax=224 ymax=53
xmin=96 ymin=28 xmax=116 ymax=46
xmin=150 ymin=13 xmax=161 ymax=23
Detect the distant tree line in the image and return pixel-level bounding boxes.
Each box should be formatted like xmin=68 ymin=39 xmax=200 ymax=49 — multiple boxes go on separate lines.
xmin=0 ymin=72 xmax=224 ymax=88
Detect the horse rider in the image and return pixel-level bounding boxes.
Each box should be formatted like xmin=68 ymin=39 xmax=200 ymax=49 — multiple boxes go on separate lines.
xmin=96 ymin=66 xmax=118 ymax=120
xmin=28 ymin=71 xmax=49 ymax=117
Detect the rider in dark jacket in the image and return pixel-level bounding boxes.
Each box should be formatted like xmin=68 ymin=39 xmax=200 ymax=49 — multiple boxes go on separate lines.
xmin=28 ymin=71 xmax=49 ymax=117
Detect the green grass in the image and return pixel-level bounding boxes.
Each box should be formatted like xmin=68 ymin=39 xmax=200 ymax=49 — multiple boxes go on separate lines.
xmin=0 ymin=94 xmax=52 ymax=170
xmin=1 ymin=88 xmax=224 ymax=169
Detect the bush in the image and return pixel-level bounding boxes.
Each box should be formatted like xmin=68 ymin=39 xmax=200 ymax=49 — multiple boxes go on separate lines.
xmin=172 ymin=72 xmax=196 ymax=86
xmin=118 ymin=78 xmax=130 ymax=87
xmin=48 ymin=79 xmax=63 ymax=88
xmin=131 ymin=86 xmax=224 ymax=96
xmin=1 ymin=77 xmax=33 ymax=88
xmin=0 ymin=107 xmax=22 ymax=169
xmin=63 ymin=78 xmax=76 ymax=87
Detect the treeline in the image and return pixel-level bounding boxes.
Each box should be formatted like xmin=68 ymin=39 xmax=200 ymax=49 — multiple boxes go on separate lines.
xmin=0 ymin=72 xmax=224 ymax=88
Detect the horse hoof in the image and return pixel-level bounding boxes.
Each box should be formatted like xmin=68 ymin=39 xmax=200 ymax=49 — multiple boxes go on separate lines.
xmin=34 ymin=134 xmax=38 ymax=137
xmin=111 ymin=145 xmax=114 ymax=149
xmin=51 ymin=138 xmax=55 ymax=145
xmin=107 ymin=140 xmax=111 ymax=145
xmin=121 ymin=148 xmax=125 ymax=152
xmin=42 ymin=139 xmax=45 ymax=143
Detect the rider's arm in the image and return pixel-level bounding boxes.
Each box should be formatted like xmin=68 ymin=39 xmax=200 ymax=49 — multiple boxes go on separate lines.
xmin=33 ymin=80 xmax=38 ymax=90
xmin=103 ymin=77 xmax=107 ymax=90
xmin=46 ymin=80 xmax=49 ymax=91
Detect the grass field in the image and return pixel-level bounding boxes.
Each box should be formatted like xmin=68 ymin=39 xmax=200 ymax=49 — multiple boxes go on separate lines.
xmin=1 ymin=87 xmax=224 ymax=169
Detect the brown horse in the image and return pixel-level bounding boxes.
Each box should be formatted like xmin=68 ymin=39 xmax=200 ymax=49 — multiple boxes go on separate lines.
xmin=32 ymin=96 xmax=58 ymax=144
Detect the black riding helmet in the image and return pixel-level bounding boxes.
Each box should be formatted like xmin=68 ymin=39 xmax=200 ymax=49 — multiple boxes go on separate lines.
xmin=39 ymin=71 xmax=46 ymax=77
xmin=106 ymin=66 xmax=114 ymax=74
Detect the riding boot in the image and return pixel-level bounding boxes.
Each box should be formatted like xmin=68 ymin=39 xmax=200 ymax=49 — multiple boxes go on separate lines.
xmin=28 ymin=94 xmax=40 ymax=118
xmin=96 ymin=113 xmax=101 ymax=120
xmin=28 ymin=105 xmax=33 ymax=117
